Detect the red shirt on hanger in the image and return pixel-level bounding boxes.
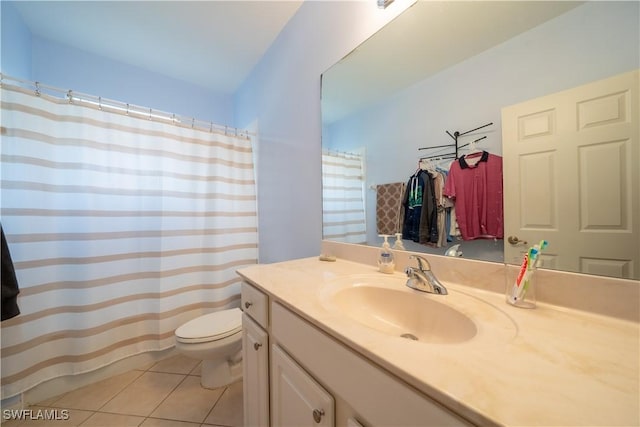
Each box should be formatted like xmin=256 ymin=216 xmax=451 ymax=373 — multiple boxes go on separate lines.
xmin=443 ymin=151 xmax=503 ymax=240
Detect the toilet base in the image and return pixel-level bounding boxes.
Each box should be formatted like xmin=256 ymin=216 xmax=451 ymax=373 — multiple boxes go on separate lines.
xmin=201 ymin=355 xmax=243 ymax=389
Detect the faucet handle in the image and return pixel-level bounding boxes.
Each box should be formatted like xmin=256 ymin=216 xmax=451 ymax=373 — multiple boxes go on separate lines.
xmin=409 ymin=254 xmax=431 ymax=271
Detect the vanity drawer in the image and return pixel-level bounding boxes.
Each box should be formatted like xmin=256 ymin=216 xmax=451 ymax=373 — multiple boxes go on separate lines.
xmin=241 ymin=282 xmax=269 ymax=328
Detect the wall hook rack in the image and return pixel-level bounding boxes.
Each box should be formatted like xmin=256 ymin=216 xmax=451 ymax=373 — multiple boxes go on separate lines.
xmin=418 ymin=122 xmax=493 ymax=160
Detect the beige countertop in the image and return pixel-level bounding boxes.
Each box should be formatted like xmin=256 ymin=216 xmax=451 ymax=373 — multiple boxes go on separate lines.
xmin=237 ymin=257 xmax=639 ymax=427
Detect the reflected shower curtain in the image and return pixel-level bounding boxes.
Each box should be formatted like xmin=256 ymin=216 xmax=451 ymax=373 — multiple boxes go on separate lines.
xmin=0 ymin=84 xmax=258 ymax=398
xmin=321 ymin=150 xmax=366 ymax=244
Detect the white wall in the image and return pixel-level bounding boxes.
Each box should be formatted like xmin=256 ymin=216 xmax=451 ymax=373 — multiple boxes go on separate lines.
xmin=235 ymin=1 xmax=413 ymax=263
xmin=325 ymin=1 xmax=640 ymax=245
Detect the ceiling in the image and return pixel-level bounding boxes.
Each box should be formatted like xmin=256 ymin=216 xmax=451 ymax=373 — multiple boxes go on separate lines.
xmin=322 ymin=1 xmax=582 ymax=123
xmin=12 ymin=1 xmax=304 ymax=94
xmin=12 ymin=0 xmax=582 ymax=118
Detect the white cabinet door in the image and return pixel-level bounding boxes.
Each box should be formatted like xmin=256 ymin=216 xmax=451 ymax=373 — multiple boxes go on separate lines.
xmin=243 ymin=313 xmax=269 ymax=427
xmin=271 ymin=344 xmax=334 ymax=427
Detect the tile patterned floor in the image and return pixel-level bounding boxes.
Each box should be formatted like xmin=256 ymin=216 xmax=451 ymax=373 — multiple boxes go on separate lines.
xmin=2 ymin=355 xmax=243 ymax=427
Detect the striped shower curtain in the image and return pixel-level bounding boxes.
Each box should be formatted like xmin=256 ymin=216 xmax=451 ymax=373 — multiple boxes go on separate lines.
xmin=321 ymin=150 xmax=366 ymax=244
xmin=0 ymin=83 xmax=258 ymax=399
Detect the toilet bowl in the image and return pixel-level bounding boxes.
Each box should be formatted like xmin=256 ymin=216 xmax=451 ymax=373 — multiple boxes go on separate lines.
xmin=175 ymin=308 xmax=242 ymax=389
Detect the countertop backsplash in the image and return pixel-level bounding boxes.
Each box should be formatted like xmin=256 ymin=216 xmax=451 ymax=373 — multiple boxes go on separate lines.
xmin=321 ymin=240 xmax=639 ymax=323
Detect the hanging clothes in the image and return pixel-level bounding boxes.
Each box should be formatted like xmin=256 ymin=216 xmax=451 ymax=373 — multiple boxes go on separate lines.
xmin=436 ymin=164 xmax=458 ymax=243
xmin=443 ymin=151 xmax=503 ymax=240
xmin=432 ymin=171 xmax=447 ymax=248
xmin=1 ymin=225 xmax=20 ymax=321
xmin=402 ymin=170 xmax=438 ymax=244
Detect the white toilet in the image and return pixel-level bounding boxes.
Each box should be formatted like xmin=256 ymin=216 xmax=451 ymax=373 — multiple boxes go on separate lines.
xmin=174 ymin=308 xmax=243 ymax=389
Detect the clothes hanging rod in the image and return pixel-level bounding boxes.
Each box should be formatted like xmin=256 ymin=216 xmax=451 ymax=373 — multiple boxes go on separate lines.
xmin=418 ymin=122 xmax=493 ymax=151
xmin=419 ymin=153 xmax=456 ymax=161
xmin=417 ymin=144 xmax=457 ymax=162
xmin=0 ymin=73 xmax=254 ymax=138
xmin=445 ymin=122 xmax=493 ymax=141
xmin=418 ymin=121 xmax=493 ymax=159
xmin=458 ymin=135 xmax=487 ymax=150
xmin=418 ymin=143 xmax=455 ymax=151
xmin=447 ymin=121 xmax=493 ymax=158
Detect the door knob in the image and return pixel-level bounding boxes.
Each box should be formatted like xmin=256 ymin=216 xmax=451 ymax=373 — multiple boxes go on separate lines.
xmin=507 ymin=235 xmax=527 ymax=245
xmin=253 ymin=342 xmax=262 ymax=351
xmin=312 ymin=409 xmax=325 ymax=423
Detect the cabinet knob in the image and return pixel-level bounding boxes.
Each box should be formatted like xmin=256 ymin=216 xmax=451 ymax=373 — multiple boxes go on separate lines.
xmin=312 ymin=409 xmax=325 ymax=423
xmin=253 ymin=342 xmax=262 ymax=351
xmin=244 ymin=301 xmax=253 ymax=309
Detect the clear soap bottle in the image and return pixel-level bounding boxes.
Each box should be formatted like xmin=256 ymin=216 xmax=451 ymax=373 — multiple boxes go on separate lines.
xmin=378 ymin=235 xmax=395 ymax=274
xmin=392 ymin=233 xmax=405 ymax=250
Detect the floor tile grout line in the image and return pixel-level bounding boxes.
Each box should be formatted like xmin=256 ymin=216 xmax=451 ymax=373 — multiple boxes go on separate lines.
xmin=201 ymin=385 xmax=229 ymax=426
xmin=92 ymin=369 xmax=146 ymax=414
xmin=22 ymin=357 xmax=225 ymax=426
xmin=136 ymin=372 xmax=190 ymax=425
xmin=28 ymin=369 xmax=145 ymax=414
xmin=78 ymin=370 xmax=189 ymax=425
xmin=189 ymin=361 xmax=202 ymax=376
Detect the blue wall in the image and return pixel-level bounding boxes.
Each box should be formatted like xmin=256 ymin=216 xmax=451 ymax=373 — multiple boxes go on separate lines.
xmin=29 ymin=36 xmax=234 ymax=125
xmin=234 ymin=1 xmax=411 ymax=262
xmin=1 ymin=2 xmax=32 ymax=78
xmin=1 ymin=0 xmax=437 ymax=263
xmin=1 ymin=1 xmax=233 ymax=126
xmin=324 ymin=1 xmax=640 ymax=245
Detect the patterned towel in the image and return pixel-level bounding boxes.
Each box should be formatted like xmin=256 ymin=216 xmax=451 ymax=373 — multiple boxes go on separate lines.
xmin=376 ymin=182 xmax=406 ymax=235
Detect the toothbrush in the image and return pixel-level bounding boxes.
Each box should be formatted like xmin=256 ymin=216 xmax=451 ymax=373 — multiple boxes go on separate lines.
xmin=516 ymin=241 xmax=548 ymax=301
xmin=533 ymin=240 xmax=548 ymax=268
xmin=527 ymin=246 xmax=540 ymax=270
xmin=509 ymin=253 xmax=528 ymax=303
xmin=518 ymin=247 xmax=538 ymax=300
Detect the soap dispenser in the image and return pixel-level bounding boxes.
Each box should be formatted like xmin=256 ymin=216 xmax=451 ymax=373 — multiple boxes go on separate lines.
xmin=392 ymin=233 xmax=405 ymax=250
xmin=378 ymin=235 xmax=395 ymax=274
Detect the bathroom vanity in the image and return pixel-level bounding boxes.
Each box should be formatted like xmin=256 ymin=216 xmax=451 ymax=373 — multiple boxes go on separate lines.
xmin=237 ymin=248 xmax=639 ymax=426
xmin=240 ymin=279 xmax=468 ymax=426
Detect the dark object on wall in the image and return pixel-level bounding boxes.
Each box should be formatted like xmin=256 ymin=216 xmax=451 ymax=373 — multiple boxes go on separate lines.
xmin=1 ymin=225 xmax=20 ymax=321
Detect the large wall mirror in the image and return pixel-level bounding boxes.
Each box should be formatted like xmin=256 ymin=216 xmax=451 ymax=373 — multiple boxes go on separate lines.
xmin=321 ymin=1 xmax=639 ymax=280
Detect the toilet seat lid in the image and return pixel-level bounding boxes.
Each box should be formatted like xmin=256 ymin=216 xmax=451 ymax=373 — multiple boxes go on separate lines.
xmin=175 ymin=308 xmax=242 ymax=344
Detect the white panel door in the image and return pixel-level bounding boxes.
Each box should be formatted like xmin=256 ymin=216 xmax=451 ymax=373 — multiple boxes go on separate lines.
xmin=502 ymin=70 xmax=639 ymax=279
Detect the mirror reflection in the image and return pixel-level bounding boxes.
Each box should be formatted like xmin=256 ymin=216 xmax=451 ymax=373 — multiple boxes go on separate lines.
xmin=321 ymin=1 xmax=639 ymax=279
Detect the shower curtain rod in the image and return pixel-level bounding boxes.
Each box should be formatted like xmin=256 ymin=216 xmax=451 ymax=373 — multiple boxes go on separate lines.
xmin=323 ymin=148 xmax=362 ymax=158
xmin=0 ymin=73 xmax=254 ymax=139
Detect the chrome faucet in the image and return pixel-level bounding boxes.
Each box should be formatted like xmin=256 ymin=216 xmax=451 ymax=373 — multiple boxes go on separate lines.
xmin=405 ymin=255 xmax=448 ymax=295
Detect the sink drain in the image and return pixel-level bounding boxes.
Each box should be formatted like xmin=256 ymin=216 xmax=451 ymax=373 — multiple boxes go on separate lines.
xmin=400 ymin=333 xmax=418 ymax=341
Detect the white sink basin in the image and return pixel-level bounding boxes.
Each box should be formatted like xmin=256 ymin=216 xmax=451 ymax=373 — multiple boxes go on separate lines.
xmin=319 ymin=273 xmax=517 ymax=345
xmin=332 ymin=285 xmax=477 ymax=344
